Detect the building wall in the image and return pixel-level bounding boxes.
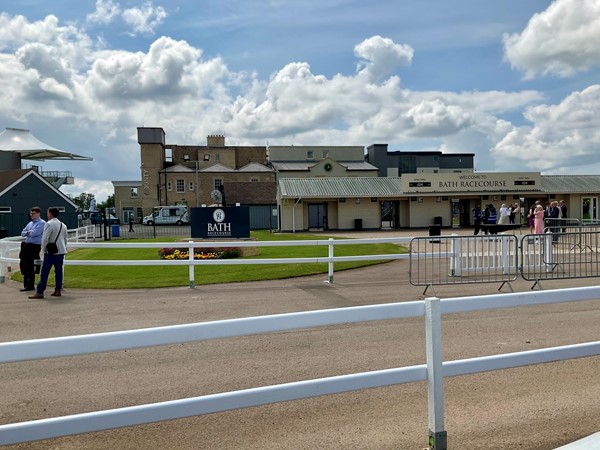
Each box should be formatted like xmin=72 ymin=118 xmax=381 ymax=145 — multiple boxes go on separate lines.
xmin=269 ymin=146 xmax=365 ymax=162
xmin=138 ymin=129 xmax=270 ymax=210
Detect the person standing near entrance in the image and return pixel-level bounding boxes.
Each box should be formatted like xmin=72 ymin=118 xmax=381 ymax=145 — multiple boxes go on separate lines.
xmin=19 ymin=206 xmax=45 ymax=292
xmin=29 ymin=207 xmax=68 ymax=299
xmin=534 ymin=205 xmax=545 ymax=234
xmin=472 ymin=205 xmax=482 ymax=235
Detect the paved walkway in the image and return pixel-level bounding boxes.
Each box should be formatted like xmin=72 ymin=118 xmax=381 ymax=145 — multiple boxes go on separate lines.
xmin=1 ymin=227 xmax=599 ymax=449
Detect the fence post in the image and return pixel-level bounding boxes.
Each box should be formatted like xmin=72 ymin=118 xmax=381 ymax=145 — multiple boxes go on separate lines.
xmin=544 ymin=233 xmax=553 ymax=272
xmin=188 ymin=240 xmax=195 ymax=289
xmin=326 ymin=238 xmax=334 ymax=284
xmin=449 ymin=235 xmax=461 ymax=277
xmin=425 ymin=297 xmax=447 ymax=450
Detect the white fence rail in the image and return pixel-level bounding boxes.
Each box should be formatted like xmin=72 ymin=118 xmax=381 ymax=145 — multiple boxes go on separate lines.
xmin=1 ymin=286 xmax=600 ymax=448
xmin=0 ymin=234 xmax=412 ymax=287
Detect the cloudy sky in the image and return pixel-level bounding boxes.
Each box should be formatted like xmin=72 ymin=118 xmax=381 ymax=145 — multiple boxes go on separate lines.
xmin=0 ymin=0 xmax=599 ymax=201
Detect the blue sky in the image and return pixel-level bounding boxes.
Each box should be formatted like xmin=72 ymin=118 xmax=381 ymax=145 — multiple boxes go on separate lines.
xmin=0 ymin=0 xmax=599 ymax=201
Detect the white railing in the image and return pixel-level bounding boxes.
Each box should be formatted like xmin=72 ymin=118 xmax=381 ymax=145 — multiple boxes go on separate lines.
xmin=1 ymin=286 xmax=599 ymax=448
xmin=0 ymin=226 xmax=95 ymax=282
xmin=0 ymin=235 xmax=412 ymax=287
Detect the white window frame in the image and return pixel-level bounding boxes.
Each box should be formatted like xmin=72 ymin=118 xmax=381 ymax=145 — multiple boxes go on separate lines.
xmin=167 ymin=181 xmax=172 ymax=192
xmin=189 ymin=181 xmax=194 ymax=191
xmin=176 ymin=179 xmax=185 ymax=193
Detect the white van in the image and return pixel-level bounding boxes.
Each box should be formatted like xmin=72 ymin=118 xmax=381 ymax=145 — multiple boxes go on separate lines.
xmin=143 ymin=206 xmax=189 ymax=225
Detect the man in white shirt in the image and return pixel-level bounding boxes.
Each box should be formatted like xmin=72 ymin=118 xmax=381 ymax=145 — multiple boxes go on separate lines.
xmin=29 ymin=207 xmax=68 ymax=299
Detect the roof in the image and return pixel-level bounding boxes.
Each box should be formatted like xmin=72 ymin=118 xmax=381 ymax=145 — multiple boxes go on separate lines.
xmin=0 ymin=169 xmax=29 ymax=192
xmin=541 ymin=175 xmax=600 ymax=193
xmin=112 ymin=180 xmax=142 ymax=187
xmin=279 ymin=177 xmax=403 ymax=198
xmin=0 ymin=128 xmax=92 ymax=161
xmin=161 ymin=164 xmax=194 ymax=173
xmin=238 ymin=162 xmax=273 ymax=172
xmin=201 ymin=163 xmax=235 ymax=172
xmin=271 ymin=161 xmax=377 ymax=171
xmin=0 ymin=169 xmax=78 ymax=207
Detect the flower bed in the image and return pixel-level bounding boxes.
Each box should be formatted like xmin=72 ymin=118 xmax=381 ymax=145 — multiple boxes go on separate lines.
xmin=158 ymin=247 xmax=242 ymax=260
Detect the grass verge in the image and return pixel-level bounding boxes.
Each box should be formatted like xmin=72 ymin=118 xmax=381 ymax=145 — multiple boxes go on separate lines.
xmin=12 ymin=231 xmax=406 ymax=289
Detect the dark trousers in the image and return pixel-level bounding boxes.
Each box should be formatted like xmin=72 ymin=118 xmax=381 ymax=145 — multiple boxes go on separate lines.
xmin=473 ymin=219 xmax=482 ymax=235
xmin=36 ymin=253 xmax=65 ymax=294
xmin=19 ymin=243 xmax=41 ymax=289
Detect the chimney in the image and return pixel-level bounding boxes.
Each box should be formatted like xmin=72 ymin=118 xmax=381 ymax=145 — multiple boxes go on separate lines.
xmin=207 ymin=135 xmax=225 ymax=147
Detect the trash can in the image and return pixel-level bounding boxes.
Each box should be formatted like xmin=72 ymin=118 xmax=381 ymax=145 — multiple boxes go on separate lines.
xmin=354 ymin=218 xmax=363 ymax=231
xmin=429 ymin=225 xmax=441 ymax=243
xmin=433 ymin=216 xmax=443 ymax=226
xmin=0 ymin=228 xmax=7 ymax=239
xmin=111 ymin=224 xmax=120 ymax=238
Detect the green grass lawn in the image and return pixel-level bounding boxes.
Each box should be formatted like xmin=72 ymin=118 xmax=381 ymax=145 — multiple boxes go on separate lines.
xmin=14 ymin=231 xmax=406 ymax=289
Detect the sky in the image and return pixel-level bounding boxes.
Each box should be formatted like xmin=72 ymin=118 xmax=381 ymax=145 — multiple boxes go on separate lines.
xmin=0 ymin=0 xmax=599 ymax=202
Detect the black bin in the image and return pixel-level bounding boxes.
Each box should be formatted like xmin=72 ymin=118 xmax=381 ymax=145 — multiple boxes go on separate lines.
xmin=0 ymin=228 xmax=8 ymax=239
xmin=429 ymin=225 xmax=441 ymax=243
xmin=354 ymin=218 xmax=363 ymax=231
xmin=433 ymin=216 xmax=443 ymax=226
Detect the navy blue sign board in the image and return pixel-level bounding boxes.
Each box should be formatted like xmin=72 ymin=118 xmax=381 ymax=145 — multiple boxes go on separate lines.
xmin=190 ymin=206 xmax=250 ymax=239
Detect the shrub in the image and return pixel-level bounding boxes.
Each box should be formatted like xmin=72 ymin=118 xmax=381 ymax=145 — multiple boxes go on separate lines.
xmin=158 ymin=247 xmax=241 ymax=260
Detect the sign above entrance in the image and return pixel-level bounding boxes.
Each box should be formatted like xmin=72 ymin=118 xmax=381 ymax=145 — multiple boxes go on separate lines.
xmin=401 ymin=172 xmax=541 ymax=193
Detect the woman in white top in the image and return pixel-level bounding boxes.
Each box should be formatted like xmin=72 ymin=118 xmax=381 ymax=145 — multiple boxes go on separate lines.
xmin=498 ymin=204 xmax=511 ymax=225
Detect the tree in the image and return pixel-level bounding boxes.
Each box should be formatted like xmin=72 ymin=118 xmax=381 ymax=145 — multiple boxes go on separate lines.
xmin=71 ymin=192 xmax=95 ymax=211
xmin=98 ymin=194 xmax=115 ymax=212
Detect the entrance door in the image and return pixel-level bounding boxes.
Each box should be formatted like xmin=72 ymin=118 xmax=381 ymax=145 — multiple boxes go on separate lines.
xmin=582 ymin=197 xmax=598 ymax=223
xmin=451 ymin=199 xmax=460 ymax=228
xmin=308 ymin=203 xmax=327 ymax=229
xmin=381 ymin=201 xmax=395 ymax=228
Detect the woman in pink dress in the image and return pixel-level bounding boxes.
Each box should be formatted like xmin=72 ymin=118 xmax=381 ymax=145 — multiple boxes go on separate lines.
xmin=534 ymin=205 xmax=545 ymax=234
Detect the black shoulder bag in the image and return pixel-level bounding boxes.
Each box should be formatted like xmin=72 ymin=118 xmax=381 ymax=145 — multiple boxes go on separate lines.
xmin=46 ymin=223 xmax=62 ymax=255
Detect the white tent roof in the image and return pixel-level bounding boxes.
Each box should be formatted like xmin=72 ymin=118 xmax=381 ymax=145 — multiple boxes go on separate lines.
xmin=0 ymin=127 xmax=92 ymax=161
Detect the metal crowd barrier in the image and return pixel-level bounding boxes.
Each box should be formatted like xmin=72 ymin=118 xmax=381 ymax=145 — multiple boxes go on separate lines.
xmin=409 ymin=231 xmax=600 ymax=292
xmin=521 ymin=231 xmax=600 ymax=289
xmin=409 ymin=235 xmax=520 ymax=294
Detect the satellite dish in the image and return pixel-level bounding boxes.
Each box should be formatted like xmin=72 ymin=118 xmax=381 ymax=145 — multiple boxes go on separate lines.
xmin=210 ymin=189 xmax=223 ymax=203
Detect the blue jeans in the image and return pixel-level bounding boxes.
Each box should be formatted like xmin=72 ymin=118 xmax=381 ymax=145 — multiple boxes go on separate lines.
xmin=36 ymin=253 xmax=64 ymax=294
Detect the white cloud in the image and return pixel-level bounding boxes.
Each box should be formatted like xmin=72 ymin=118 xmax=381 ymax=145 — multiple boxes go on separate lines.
xmin=85 ymin=0 xmax=166 ymax=35
xmin=122 ymin=2 xmax=167 ymax=35
xmin=503 ymin=0 xmax=600 ymax=78
xmin=492 ymin=85 xmax=600 ymax=172
xmin=2 ymin=9 xmax=599 ymax=201
xmin=354 ymin=35 xmax=413 ymax=82
xmin=86 ymin=0 xmax=121 ymax=25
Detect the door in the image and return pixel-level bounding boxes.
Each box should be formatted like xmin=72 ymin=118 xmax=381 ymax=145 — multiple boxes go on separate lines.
xmin=308 ymin=204 xmax=327 ymax=229
xmin=582 ymin=197 xmax=598 ymax=223
xmin=451 ymin=199 xmax=460 ymax=228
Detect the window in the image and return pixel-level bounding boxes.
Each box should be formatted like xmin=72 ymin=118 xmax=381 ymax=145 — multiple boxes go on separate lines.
xmin=165 ymin=148 xmax=173 ymax=162
xmin=189 ymin=181 xmax=194 ymax=191
xmin=167 ymin=181 xmax=172 ymax=191
xmin=130 ymin=187 xmax=139 ymax=198
xmin=0 ymin=206 xmax=11 ymax=213
xmin=176 ymin=179 xmax=185 ymax=193
xmin=203 ymin=154 xmax=210 ymax=161
xmin=214 ymin=179 xmax=223 ymax=190
xmin=215 ymin=153 xmax=220 ymax=161
xmin=251 ymin=178 xmax=259 ymax=182
xmin=307 ymin=151 xmax=314 ymax=159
